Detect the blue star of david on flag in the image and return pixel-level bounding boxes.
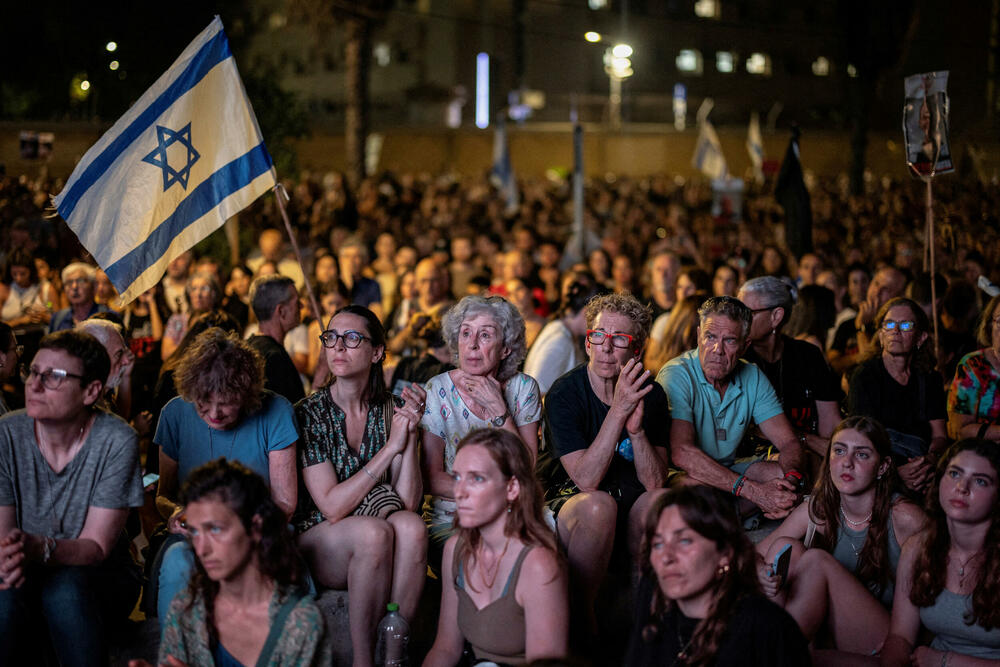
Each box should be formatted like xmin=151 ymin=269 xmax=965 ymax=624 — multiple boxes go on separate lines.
xmin=142 ymin=123 xmax=200 ymax=191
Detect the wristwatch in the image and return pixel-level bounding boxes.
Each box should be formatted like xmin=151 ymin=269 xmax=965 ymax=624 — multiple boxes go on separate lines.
xmin=489 ymin=411 xmax=510 ymax=427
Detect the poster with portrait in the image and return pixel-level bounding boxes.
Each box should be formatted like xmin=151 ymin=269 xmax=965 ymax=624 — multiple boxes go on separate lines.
xmin=903 ymin=71 xmax=953 ymax=176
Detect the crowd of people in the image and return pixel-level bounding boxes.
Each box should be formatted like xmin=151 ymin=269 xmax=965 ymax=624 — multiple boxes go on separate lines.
xmin=0 ymin=165 xmax=998 ymax=666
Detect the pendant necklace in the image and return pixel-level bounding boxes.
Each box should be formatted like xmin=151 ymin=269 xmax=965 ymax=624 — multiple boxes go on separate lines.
xmin=36 ymin=416 xmax=91 ymax=535
xmin=673 ymin=612 xmax=695 ymax=665
xmin=955 ymin=550 xmax=981 ymax=588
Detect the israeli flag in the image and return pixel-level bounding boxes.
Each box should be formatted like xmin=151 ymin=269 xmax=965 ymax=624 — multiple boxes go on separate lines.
xmin=746 ymin=111 xmax=765 ymax=184
xmin=53 ymin=17 xmax=275 ymax=304
xmin=692 ymin=98 xmax=728 ymax=181
xmin=490 ymin=119 xmax=519 ymax=217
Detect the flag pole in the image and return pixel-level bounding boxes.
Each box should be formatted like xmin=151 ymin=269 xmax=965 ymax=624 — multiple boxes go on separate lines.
xmin=272 ymin=184 xmax=322 ymax=325
xmin=924 ymin=175 xmax=940 ymax=364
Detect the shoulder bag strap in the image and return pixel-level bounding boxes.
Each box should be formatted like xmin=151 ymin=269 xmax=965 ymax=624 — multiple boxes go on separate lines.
xmin=255 ymin=591 xmax=304 ymax=667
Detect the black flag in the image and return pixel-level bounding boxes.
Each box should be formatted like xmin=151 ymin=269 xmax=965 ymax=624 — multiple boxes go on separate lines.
xmin=775 ymin=126 xmax=813 ymax=257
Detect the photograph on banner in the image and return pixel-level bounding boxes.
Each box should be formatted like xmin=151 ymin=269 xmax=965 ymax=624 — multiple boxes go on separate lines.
xmin=903 ymin=70 xmax=953 ymax=176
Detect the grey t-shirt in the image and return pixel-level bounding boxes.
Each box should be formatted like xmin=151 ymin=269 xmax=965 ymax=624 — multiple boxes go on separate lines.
xmin=0 ymin=410 xmax=143 ymax=539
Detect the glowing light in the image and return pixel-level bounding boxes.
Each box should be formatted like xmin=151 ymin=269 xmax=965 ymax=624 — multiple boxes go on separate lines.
xmin=475 ymin=53 xmax=489 ymax=129
xmin=612 ymin=43 xmax=633 ymax=58
xmin=109 ymin=60 xmax=120 ymax=71
xmin=106 ymin=41 xmax=117 ymax=52
xmin=80 ymin=80 xmax=91 ymax=91
xmin=585 ymin=32 xmax=602 ymax=43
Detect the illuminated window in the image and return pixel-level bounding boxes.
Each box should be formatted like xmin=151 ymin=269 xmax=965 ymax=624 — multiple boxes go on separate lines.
xmin=588 ymin=0 xmax=608 ymax=8
xmin=374 ymin=42 xmax=391 ymax=67
xmin=694 ymin=0 xmax=720 ymax=18
xmin=812 ymin=57 xmax=830 ymax=76
xmin=716 ymin=51 xmax=735 ymax=73
xmin=746 ymin=52 xmax=771 ymax=76
xmin=847 ymin=63 xmax=858 ymax=78
xmin=676 ymin=49 xmax=703 ymax=75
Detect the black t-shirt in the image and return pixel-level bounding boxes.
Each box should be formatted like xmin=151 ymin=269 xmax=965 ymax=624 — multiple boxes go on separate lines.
xmin=248 ymin=334 xmax=306 ymax=405
xmin=847 ymin=357 xmax=946 ymax=443
xmin=541 ymin=364 xmax=670 ymax=508
xmin=744 ymin=335 xmax=843 ymax=434
xmin=624 ymin=575 xmax=811 ymax=667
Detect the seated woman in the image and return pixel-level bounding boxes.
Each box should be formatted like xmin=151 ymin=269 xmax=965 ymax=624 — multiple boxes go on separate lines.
xmin=848 ymin=297 xmax=948 ymax=493
xmin=756 ymin=416 xmax=926 ymax=658
xmin=294 ymin=305 xmax=426 ymax=667
xmin=881 ymin=439 xmax=1000 ymax=666
xmin=424 ymin=429 xmax=569 ymax=666
xmin=625 ymin=485 xmax=810 ymax=666
xmin=0 ymin=249 xmax=48 ymax=329
xmin=421 ymin=296 xmax=541 ymax=564
xmin=948 ymin=295 xmax=1000 ymax=443
xmin=153 ymin=327 xmax=298 ymax=621
xmin=132 ymin=459 xmax=331 ymax=667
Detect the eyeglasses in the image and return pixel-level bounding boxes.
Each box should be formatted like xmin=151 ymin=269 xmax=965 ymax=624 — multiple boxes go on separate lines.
xmin=20 ymin=365 xmax=86 ymax=390
xmin=749 ymin=306 xmax=777 ymax=315
xmin=319 ymin=330 xmax=370 ymax=349
xmin=586 ymin=329 xmax=634 ymax=349
xmin=882 ymin=320 xmax=915 ymax=332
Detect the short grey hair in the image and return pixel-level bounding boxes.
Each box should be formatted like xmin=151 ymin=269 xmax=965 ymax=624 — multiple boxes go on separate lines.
xmin=737 ymin=276 xmax=796 ymax=327
xmin=697 ymin=296 xmax=753 ymax=339
xmin=442 ymin=296 xmax=526 ymax=382
xmin=62 ymin=262 xmax=97 ymax=284
xmin=250 ymin=274 xmax=296 ymax=322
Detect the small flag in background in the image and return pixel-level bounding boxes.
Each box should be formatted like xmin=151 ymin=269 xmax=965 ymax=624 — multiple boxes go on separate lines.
xmin=775 ymin=126 xmax=813 ymax=257
xmin=53 ymin=17 xmax=275 ymax=304
xmin=692 ymin=99 xmax=727 ymax=180
xmin=490 ymin=118 xmax=519 ymax=217
xmin=746 ymin=111 xmax=765 ymax=184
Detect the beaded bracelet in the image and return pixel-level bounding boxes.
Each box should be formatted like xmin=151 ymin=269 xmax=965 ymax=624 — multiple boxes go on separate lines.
xmin=732 ymin=474 xmax=747 ymax=497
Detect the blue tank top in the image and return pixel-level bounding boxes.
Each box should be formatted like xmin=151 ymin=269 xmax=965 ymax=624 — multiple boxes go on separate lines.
xmin=922 ymin=589 xmax=1000 ymax=659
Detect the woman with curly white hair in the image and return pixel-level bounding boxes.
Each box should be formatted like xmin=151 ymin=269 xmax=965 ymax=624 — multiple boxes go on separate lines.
xmin=421 ymin=296 xmax=542 ymax=569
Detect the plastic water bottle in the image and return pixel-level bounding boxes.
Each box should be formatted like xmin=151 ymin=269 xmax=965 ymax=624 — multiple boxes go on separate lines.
xmin=375 ymin=602 xmax=409 ymax=666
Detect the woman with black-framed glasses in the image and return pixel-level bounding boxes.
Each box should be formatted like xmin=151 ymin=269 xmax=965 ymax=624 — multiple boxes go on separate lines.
xmin=294 ymin=304 xmax=426 ymax=666
xmin=848 ymin=297 xmax=948 ymax=493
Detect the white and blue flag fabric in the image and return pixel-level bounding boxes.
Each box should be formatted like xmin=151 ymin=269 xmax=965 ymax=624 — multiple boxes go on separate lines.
xmin=490 ymin=119 xmax=519 ymax=217
xmin=54 ymin=17 xmax=275 ymax=304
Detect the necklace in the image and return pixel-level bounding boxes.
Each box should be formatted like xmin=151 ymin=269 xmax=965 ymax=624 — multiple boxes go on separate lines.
xmin=478 ymin=537 xmax=511 ymax=589
xmin=673 ymin=610 xmax=696 ymax=664
xmin=954 ymin=550 xmax=981 ymax=587
xmin=208 ymin=425 xmax=238 ymax=460
xmin=840 ymin=504 xmax=872 ymax=528
xmin=35 ymin=416 xmax=91 ymax=535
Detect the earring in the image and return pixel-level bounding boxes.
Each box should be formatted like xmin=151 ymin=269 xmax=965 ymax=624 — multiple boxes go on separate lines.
xmin=717 ymin=563 xmax=730 ymax=577
xmin=771 ymin=328 xmax=776 ymax=336
xmin=506 ymin=502 xmax=512 ymax=513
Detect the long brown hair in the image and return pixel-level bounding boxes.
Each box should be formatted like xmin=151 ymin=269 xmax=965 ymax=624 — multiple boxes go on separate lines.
xmin=639 ymin=486 xmax=759 ymax=666
xmin=644 ymin=294 xmax=708 ymax=370
xmin=808 ymin=416 xmax=905 ymax=598
xmin=453 ymin=429 xmax=558 ymax=592
xmin=910 ymin=439 xmax=1000 ymax=629
xmin=180 ymin=459 xmax=306 ymax=639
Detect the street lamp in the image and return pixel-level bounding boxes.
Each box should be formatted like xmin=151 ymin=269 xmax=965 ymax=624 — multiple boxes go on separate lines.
xmin=603 ymin=43 xmax=633 ymax=128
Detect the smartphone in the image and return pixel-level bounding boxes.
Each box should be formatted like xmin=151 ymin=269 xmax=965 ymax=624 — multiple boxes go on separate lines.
xmin=771 ymin=543 xmax=793 ymax=582
xmin=142 ymin=472 xmax=160 ymax=488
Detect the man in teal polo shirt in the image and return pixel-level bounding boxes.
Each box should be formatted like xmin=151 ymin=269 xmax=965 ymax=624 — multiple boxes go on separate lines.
xmin=656 ymin=296 xmax=804 ymax=519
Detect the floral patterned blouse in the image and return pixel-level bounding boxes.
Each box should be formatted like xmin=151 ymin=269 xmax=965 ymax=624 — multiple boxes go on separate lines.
xmin=948 ymin=349 xmax=1000 ymax=424
xmin=159 ymin=585 xmax=332 ymax=666
xmin=292 ymin=388 xmax=395 ymax=534
xmin=420 ymin=371 xmax=541 ymax=523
